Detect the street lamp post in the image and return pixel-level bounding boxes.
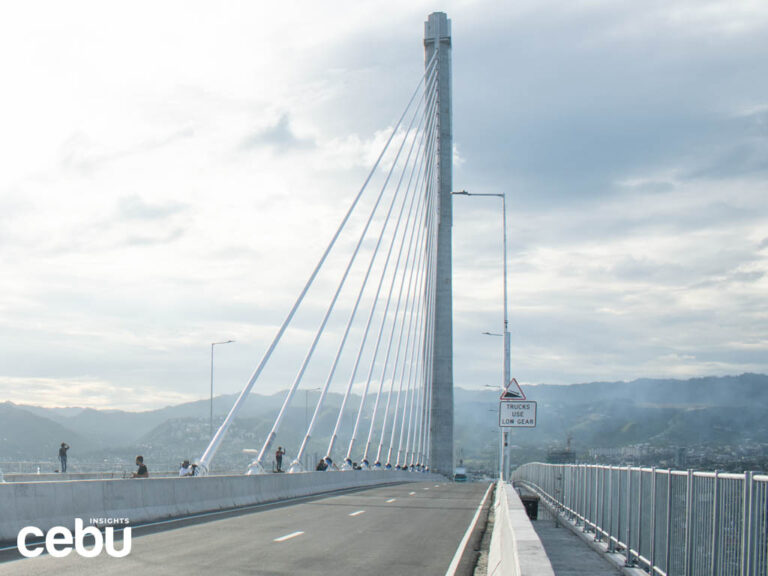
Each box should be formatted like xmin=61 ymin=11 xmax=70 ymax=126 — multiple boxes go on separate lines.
xmin=454 ymin=190 xmax=510 ymax=479
xmin=210 ymin=340 xmax=235 ymax=440
xmin=484 ymin=384 xmax=503 ymax=480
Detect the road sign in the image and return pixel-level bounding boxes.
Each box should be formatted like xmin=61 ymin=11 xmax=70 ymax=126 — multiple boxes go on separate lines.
xmin=501 ymin=377 xmax=525 ymax=400
xmin=499 ymin=400 xmax=537 ymax=427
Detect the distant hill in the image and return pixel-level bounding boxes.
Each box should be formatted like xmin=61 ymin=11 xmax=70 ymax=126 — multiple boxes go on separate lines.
xmin=526 ymin=373 xmax=768 ymax=407
xmin=0 ymin=403 xmax=100 ymax=461
xmin=1 ymin=374 xmax=766 ymax=471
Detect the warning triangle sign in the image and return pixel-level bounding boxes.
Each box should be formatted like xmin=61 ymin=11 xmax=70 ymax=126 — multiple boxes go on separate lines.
xmin=501 ymin=378 xmax=526 ymax=400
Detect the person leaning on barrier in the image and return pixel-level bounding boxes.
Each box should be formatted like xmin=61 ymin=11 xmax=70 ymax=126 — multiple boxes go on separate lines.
xmin=179 ymin=460 xmax=194 ymax=477
xmin=132 ymin=455 xmax=149 ymax=478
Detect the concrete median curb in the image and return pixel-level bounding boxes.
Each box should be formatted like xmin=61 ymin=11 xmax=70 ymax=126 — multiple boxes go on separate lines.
xmin=487 ymin=481 xmax=555 ymax=576
xmin=0 ymin=470 xmax=442 ymax=543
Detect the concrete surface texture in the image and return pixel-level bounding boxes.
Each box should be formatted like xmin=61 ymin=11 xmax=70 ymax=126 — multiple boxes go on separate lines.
xmin=2 ymin=472 xmax=179 ymax=483
xmin=0 ymin=481 xmax=489 ymax=576
xmin=529 ymin=500 xmax=622 ymax=576
xmin=0 ymin=470 xmax=441 ymax=543
xmin=487 ymin=482 xmax=555 ymax=576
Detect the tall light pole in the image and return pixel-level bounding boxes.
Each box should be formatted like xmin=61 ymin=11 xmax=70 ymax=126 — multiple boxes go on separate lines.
xmin=210 ymin=340 xmax=235 ymax=439
xmin=484 ymin=383 xmax=503 ymax=480
xmin=454 ymin=190 xmax=510 ymax=479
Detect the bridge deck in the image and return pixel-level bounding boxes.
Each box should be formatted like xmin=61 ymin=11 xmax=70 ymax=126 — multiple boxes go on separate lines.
xmin=0 ymin=481 xmax=489 ymax=576
xmin=532 ymin=504 xmax=621 ymax=576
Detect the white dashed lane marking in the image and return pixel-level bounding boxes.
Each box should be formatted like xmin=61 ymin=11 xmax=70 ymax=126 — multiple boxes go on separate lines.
xmin=349 ymin=510 xmax=366 ymax=517
xmin=386 ymin=498 xmax=396 ymax=503
xmin=409 ymin=491 xmax=416 ymax=496
xmin=274 ymin=531 xmax=304 ymax=542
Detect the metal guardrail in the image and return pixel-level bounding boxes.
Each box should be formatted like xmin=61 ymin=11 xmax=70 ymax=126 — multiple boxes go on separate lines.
xmin=511 ymin=463 xmax=767 ymax=576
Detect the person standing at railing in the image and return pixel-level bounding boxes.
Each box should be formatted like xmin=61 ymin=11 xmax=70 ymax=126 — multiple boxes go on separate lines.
xmin=58 ymin=442 xmax=70 ymax=473
xmin=275 ymin=447 xmax=286 ymax=472
xmin=132 ymin=455 xmax=149 ymax=478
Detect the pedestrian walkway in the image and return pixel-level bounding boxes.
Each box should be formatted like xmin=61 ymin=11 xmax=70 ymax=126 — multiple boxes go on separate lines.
xmin=531 ymin=503 xmax=622 ymax=576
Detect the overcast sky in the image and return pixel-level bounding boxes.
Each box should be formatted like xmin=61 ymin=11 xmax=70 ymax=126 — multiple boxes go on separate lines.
xmin=1 ymin=1 xmax=766 ymax=410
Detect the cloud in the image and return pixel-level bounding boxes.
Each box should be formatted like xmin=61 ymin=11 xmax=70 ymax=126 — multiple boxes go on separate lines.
xmin=1 ymin=1 xmax=767 ymax=412
xmin=124 ymin=228 xmax=186 ymax=246
xmin=117 ymin=195 xmax=187 ymax=221
xmin=240 ymin=114 xmax=314 ymax=152
xmin=59 ymin=128 xmax=197 ymax=175
xmin=0 ymin=376 xmax=198 ymax=410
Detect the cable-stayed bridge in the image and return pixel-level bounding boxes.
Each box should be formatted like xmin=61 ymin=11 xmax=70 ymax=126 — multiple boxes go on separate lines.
xmin=190 ymin=11 xmax=455 ymax=480
xmin=1 ymin=11 xmax=766 ymax=576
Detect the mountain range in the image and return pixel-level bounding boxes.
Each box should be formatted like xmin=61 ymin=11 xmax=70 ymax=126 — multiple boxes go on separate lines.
xmin=1 ymin=373 xmax=766 ymax=473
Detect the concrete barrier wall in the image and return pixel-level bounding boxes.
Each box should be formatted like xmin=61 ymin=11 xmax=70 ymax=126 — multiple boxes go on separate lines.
xmin=487 ymin=481 xmax=555 ymax=576
xmin=2 ymin=471 xmax=181 ymax=483
xmin=0 ymin=470 xmax=439 ymax=543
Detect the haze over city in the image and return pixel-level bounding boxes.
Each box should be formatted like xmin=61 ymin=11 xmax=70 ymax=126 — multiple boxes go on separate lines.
xmin=1 ymin=1 xmax=767 ymax=410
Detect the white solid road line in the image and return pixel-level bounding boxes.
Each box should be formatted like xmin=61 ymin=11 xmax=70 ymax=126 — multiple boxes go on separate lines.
xmin=349 ymin=510 xmax=366 ymax=517
xmin=386 ymin=498 xmax=397 ymax=503
xmin=274 ymin=531 xmax=305 ymax=542
xmin=444 ymin=483 xmax=494 ymax=576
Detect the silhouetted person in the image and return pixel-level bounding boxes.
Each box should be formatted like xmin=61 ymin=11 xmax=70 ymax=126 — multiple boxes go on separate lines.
xmin=58 ymin=443 xmax=70 ymax=473
xmin=132 ymin=456 xmax=149 ymax=478
xmin=275 ymin=447 xmax=286 ymax=472
xmin=316 ymin=459 xmax=328 ymax=471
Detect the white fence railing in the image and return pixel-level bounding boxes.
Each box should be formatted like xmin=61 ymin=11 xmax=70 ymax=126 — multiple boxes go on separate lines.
xmin=511 ymin=463 xmax=767 ymax=576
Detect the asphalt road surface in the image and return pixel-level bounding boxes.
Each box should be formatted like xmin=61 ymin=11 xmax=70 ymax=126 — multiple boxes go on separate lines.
xmin=0 ymin=481 xmax=491 ymax=576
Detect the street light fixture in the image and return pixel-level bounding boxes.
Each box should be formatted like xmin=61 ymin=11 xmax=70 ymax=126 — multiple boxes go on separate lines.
xmin=210 ymin=340 xmax=235 ymax=439
xmin=454 ymin=189 xmax=510 ymax=480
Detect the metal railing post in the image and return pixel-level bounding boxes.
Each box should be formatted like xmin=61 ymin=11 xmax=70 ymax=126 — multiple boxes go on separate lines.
xmin=586 ymin=465 xmax=593 ymax=532
xmin=577 ymin=464 xmax=583 ymax=526
xmin=626 ymin=466 xmax=634 ymax=566
xmin=608 ymin=466 xmax=615 ymax=552
xmin=665 ymin=470 xmax=672 ymax=576
xmin=594 ymin=466 xmax=600 ymax=538
xmin=582 ymin=464 xmax=587 ymax=527
xmin=711 ymin=470 xmax=720 ymax=576
xmin=596 ymin=466 xmax=603 ymax=541
xmin=570 ymin=464 xmax=576 ymax=521
xmin=740 ymin=471 xmax=754 ymax=576
xmin=617 ymin=466 xmax=623 ymax=554
xmin=650 ymin=467 xmax=657 ymax=572
xmin=637 ymin=468 xmax=644 ymax=564
xmin=684 ymin=469 xmax=694 ymax=576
